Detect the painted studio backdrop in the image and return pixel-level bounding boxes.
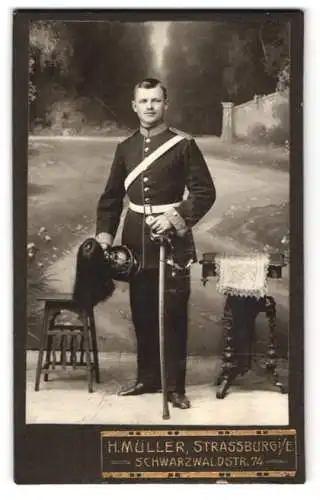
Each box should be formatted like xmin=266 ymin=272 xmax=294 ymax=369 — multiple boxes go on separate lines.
xmin=26 ymin=18 xmax=290 ymax=426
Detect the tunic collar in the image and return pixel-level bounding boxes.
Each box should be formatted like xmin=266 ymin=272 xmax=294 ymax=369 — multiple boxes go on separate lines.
xmin=139 ymin=122 xmax=168 ymax=137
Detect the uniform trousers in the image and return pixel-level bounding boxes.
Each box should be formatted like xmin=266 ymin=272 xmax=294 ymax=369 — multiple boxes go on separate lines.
xmin=129 ymin=267 xmax=190 ymax=394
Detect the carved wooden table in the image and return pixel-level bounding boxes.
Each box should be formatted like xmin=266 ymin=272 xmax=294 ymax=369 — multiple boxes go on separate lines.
xmin=200 ymin=252 xmax=288 ymax=399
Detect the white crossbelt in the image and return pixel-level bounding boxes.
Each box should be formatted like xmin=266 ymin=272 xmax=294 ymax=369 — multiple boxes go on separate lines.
xmin=129 ymin=201 xmax=181 ymax=215
xmin=124 ymin=134 xmax=184 ymax=192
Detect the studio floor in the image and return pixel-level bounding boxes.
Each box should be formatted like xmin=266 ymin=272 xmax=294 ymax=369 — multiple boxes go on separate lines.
xmin=25 ymin=351 xmax=289 ymax=426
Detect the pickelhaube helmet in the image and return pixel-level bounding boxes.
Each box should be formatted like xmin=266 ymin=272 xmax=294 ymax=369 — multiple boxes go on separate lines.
xmin=105 ymin=244 xmax=141 ymax=281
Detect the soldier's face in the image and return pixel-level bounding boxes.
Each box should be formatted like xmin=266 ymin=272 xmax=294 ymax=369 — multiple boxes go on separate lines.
xmin=132 ymin=86 xmax=168 ymax=128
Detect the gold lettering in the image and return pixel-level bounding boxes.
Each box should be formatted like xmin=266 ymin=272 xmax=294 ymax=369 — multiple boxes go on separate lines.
xmin=219 ymin=441 xmax=227 ymax=452
xmin=269 ymin=441 xmax=277 ymax=453
xmin=107 ymin=441 xmax=119 ymax=453
xmin=146 ymin=441 xmax=156 ymax=453
xmin=159 ymin=457 xmax=168 ymax=467
xmin=210 ymin=441 xmax=219 ymax=452
xmin=176 ymin=441 xmax=185 ymax=453
xmin=244 ymin=441 xmax=252 ymax=452
xmin=252 ymin=441 xmax=261 ymax=453
xmin=134 ymin=440 xmax=145 ymax=453
xmin=239 ymin=457 xmax=247 ymax=467
xmin=286 ymin=440 xmax=295 ymax=453
xmin=236 ymin=441 xmax=244 ymax=453
xmin=122 ymin=440 xmax=133 ymax=453
xmin=193 ymin=440 xmax=202 ymax=453
xmin=164 ymin=441 xmax=173 ymax=453
xmin=193 ymin=457 xmax=202 ymax=466
xmin=227 ymin=441 xmax=236 ymax=453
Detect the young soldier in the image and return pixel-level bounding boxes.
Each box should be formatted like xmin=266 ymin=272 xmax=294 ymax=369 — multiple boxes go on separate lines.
xmin=96 ymin=78 xmax=216 ymax=409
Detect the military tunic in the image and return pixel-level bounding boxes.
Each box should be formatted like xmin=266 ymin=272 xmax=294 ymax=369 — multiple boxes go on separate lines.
xmin=96 ymin=123 xmax=216 ymax=392
xmin=96 ymin=124 xmax=216 ymax=268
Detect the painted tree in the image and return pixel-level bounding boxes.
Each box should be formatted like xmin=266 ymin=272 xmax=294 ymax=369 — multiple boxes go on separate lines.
xmin=68 ymin=21 xmax=153 ymax=126
xmin=28 ymin=21 xmax=73 ymax=102
xmin=257 ymin=19 xmax=290 ymax=91
xmin=162 ymin=21 xmax=228 ymax=134
xmin=29 ymin=21 xmax=153 ymax=128
xmin=162 ymin=17 xmax=290 ymax=134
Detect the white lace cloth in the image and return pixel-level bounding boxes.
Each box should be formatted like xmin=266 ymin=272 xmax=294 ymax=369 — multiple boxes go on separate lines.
xmin=215 ymin=253 xmax=270 ymax=298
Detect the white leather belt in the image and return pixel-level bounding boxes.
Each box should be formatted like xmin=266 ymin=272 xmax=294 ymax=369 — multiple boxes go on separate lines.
xmin=124 ymin=135 xmax=184 ymax=192
xmin=129 ymin=201 xmax=181 ymax=215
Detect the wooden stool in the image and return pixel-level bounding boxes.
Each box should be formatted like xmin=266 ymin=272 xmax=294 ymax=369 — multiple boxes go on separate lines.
xmin=34 ymin=293 xmax=100 ymax=393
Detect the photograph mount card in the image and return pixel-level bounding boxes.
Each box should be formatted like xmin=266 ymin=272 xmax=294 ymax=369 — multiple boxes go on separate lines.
xmin=13 ymin=9 xmax=304 ymax=484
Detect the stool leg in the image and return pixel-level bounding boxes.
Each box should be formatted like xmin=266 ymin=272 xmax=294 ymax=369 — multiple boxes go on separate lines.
xmin=35 ymin=303 xmax=50 ymax=391
xmin=60 ymin=335 xmax=67 ymax=369
xmin=79 ymin=336 xmax=85 ymax=365
xmin=81 ymin=311 xmax=93 ymax=393
xmin=51 ymin=334 xmax=58 ymax=370
xmin=89 ymin=310 xmax=100 ymax=383
xmin=70 ymin=336 xmax=77 ymax=369
xmin=43 ymin=334 xmax=53 ymax=382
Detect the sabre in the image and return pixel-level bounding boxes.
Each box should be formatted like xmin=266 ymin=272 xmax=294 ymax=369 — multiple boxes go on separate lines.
xmin=146 ymin=216 xmax=170 ymax=420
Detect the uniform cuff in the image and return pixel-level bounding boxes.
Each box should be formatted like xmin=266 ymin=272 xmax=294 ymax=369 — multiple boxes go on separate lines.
xmin=164 ymin=208 xmax=188 ymax=237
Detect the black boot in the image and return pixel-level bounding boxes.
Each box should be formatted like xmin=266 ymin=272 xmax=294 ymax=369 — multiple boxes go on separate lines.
xmin=168 ymin=392 xmax=191 ymax=409
xmin=118 ymin=381 xmax=160 ymax=396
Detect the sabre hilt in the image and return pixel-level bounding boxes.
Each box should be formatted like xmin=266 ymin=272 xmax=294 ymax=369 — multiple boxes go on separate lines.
xmin=145 ymin=216 xmax=174 ymax=247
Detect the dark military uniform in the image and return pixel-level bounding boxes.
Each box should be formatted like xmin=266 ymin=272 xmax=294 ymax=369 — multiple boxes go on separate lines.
xmin=96 ymin=123 xmax=216 ymax=393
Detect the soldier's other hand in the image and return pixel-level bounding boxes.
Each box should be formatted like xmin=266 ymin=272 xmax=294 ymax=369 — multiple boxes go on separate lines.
xmin=149 ymin=215 xmax=173 ymax=234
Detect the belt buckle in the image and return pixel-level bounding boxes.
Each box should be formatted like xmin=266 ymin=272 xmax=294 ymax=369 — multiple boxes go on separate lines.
xmin=144 ymin=204 xmax=153 ymax=215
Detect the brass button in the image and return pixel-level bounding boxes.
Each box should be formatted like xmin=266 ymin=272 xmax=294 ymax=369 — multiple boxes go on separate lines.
xmin=144 ymin=147 xmax=149 ymax=153
xmin=144 ymin=187 xmax=150 ymax=192
xmin=145 ymin=138 xmax=151 ymax=143
xmin=143 ymin=176 xmax=149 ymax=182
xmin=145 ymin=197 xmax=150 ymax=203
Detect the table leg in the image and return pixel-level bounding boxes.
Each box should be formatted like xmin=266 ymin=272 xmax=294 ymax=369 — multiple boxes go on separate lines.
xmin=216 ymin=295 xmax=259 ymax=399
xmin=265 ymin=296 xmax=286 ymax=394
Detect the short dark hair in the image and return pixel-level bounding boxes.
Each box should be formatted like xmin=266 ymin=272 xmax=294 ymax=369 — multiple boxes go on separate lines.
xmin=133 ymin=78 xmax=167 ymax=100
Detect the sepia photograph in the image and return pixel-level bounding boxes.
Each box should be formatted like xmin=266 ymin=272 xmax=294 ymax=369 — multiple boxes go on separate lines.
xmin=12 ymin=8 xmax=304 ymax=484
xmin=24 ymin=15 xmax=293 ymax=427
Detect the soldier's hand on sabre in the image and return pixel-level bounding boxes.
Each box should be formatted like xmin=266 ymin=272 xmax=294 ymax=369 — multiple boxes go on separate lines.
xmin=147 ymin=215 xmax=173 ymax=234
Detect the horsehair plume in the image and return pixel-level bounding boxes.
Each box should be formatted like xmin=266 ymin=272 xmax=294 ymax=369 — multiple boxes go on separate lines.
xmin=72 ymin=238 xmax=115 ymax=308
